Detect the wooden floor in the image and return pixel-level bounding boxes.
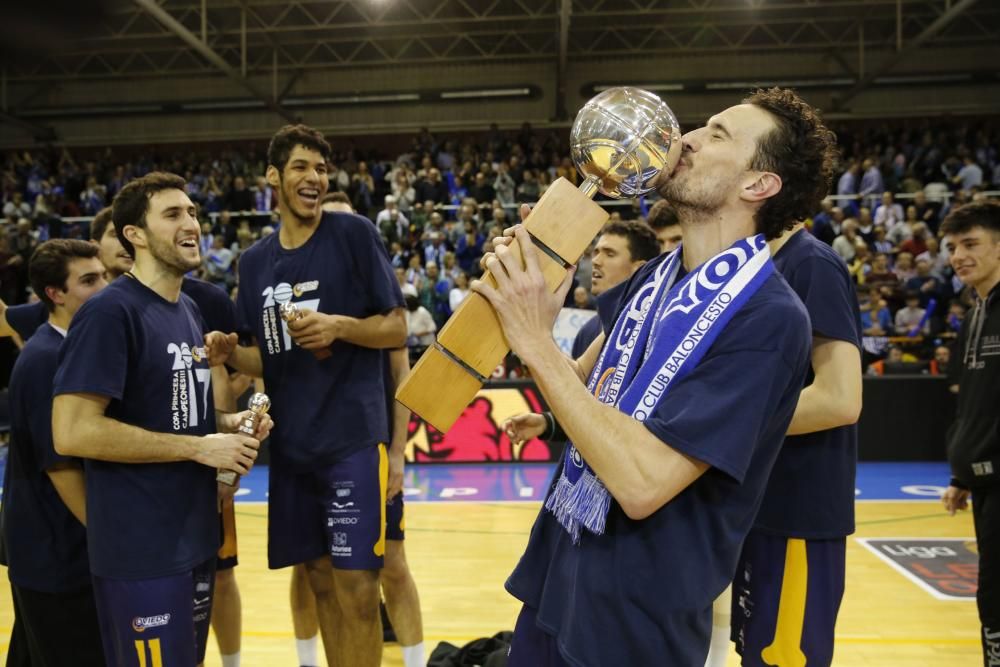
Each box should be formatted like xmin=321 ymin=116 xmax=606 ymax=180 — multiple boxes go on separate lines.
xmin=1 ymin=499 xmax=982 ymax=666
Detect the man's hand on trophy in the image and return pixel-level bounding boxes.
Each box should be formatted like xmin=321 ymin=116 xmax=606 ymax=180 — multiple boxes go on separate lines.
xmin=480 ymin=204 xmax=532 ymax=271
xmin=501 ymin=412 xmax=547 ymax=446
xmin=472 ymin=226 xmax=576 ymax=365
xmin=218 ymin=409 xmax=274 ymax=442
xmin=196 ymin=433 xmax=260 ymax=474
xmin=286 ymin=308 xmax=342 ymax=350
xmin=204 ymin=331 xmax=238 ymax=366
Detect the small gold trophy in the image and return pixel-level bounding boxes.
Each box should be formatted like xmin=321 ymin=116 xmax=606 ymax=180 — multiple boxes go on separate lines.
xmin=396 ymin=87 xmax=682 ymax=432
xmin=279 ymin=302 xmax=332 ymax=360
xmin=217 ymin=392 xmax=271 ymax=486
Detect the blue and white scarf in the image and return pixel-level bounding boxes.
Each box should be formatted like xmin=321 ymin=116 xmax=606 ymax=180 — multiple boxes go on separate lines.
xmin=545 ymin=234 xmax=774 ymax=543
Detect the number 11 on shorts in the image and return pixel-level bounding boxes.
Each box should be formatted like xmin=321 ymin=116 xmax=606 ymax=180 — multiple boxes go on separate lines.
xmin=134 ymin=638 xmax=163 ymax=667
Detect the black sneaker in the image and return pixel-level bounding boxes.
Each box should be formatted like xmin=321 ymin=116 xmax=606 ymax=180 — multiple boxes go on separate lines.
xmin=381 ymin=599 xmax=397 ymax=643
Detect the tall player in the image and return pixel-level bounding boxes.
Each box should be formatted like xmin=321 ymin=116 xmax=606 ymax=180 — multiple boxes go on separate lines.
xmin=720 ymin=210 xmax=862 ymax=664
xmin=476 ymin=88 xmax=833 ymax=664
xmin=285 ymin=194 xmax=426 ymax=667
xmin=2 ymin=240 xmax=108 ymax=666
xmin=205 ymin=125 xmax=406 ymax=667
xmin=50 ymin=172 xmax=270 ymax=667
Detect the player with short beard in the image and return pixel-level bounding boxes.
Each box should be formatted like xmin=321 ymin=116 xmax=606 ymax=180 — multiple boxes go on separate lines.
xmin=50 ymin=172 xmax=271 ymax=667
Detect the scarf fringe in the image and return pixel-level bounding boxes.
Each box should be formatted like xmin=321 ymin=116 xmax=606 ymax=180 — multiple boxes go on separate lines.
xmin=545 ymin=468 xmax=610 ymax=544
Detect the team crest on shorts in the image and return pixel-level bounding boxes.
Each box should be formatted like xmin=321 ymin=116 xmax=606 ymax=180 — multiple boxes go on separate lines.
xmin=132 ymin=614 xmax=171 ymax=633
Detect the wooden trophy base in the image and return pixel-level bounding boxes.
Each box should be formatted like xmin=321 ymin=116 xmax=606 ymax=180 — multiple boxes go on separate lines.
xmin=395 ymin=177 xmax=608 ymax=432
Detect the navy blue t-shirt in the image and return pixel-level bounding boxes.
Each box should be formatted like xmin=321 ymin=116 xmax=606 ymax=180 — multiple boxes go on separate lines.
xmin=570 ymin=314 xmax=601 ymax=360
xmin=236 ymin=213 xmax=404 ymax=470
xmin=3 ymin=324 xmax=91 ymax=592
xmin=753 ymin=229 xmax=863 ymax=538
xmin=5 ymin=300 xmax=47 ymax=340
xmin=53 ymin=277 xmax=218 ymax=579
xmin=505 ymin=252 xmax=811 ymax=666
xmin=182 ymin=276 xmax=237 ymax=334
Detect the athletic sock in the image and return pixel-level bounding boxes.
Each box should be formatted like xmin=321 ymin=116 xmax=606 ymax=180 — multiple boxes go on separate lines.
xmin=703 ymin=624 xmax=731 ymax=667
xmin=296 ymin=634 xmax=319 ymax=667
xmin=220 ymin=653 xmax=241 ymax=667
xmin=401 ymin=642 xmax=426 ymax=667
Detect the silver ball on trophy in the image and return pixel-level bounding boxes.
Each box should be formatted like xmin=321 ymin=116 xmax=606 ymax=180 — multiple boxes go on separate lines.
xmin=570 ymin=87 xmax=682 ymax=199
xmin=217 ymin=392 xmax=271 ymax=486
xmin=278 ymin=302 xmax=331 ymax=360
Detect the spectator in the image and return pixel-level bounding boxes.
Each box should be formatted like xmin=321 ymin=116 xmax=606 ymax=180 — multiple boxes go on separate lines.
xmin=905 ymin=258 xmax=945 ymax=307
xmin=203 ymin=235 xmax=235 ymax=290
xmin=836 ymin=160 xmax=861 ymax=215
xmin=3 ymin=191 xmax=31 ymax=219
xmin=952 ymin=155 xmax=983 ymax=191
xmin=404 ymin=293 xmax=436 ymax=359
xmin=871 ymin=226 xmax=894 ymax=255
xmin=859 ymin=286 xmax=893 ymax=336
xmin=449 ymin=271 xmax=470 ymax=312
xmin=899 ymin=222 xmax=931 ymax=257
xmin=572 ymin=285 xmax=594 ymax=310
xmin=895 ymin=291 xmax=928 ymax=335
xmin=873 ymin=191 xmax=905 ymax=227
xmin=253 ymin=175 xmax=276 ymax=214
xmin=493 ymin=163 xmax=516 ymax=206
xmin=859 ymin=158 xmax=885 ymax=206
xmin=929 ymin=345 xmax=951 ymax=376
xmin=894 ymin=252 xmax=917 ymax=283
xmin=917 ymin=237 xmax=949 ymax=279
xmin=376 ymin=195 xmax=409 ymax=246
xmin=832 ymin=219 xmax=862 ymax=262
xmin=227 ymin=175 xmax=254 ymax=212
xmin=418 ymin=262 xmax=452 ymax=328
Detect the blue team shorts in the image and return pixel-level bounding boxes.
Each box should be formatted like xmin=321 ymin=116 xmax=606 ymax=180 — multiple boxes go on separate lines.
xmin=731 ymin=532 xmax=846 ymax=667
xmin=268 ymin=444 xmax=388 ymax=570
xmin=385 ymin=494 xmax=405 ymax=542
xmin=508 ymin=605 xmax=571 ymax=667
xmin=91 ymin=559 xmax=216 ymax=667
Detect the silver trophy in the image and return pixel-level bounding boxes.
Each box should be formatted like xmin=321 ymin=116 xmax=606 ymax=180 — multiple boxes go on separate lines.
xmin=570 ymin=86 xmax=682 ymax=199
xmin=217 ymin=392 xmax=271 ymax=486
xmin=395 ymin=87 xmax=682 ymax=433
xmin=279 ymin=302 xmax=331 ymax=360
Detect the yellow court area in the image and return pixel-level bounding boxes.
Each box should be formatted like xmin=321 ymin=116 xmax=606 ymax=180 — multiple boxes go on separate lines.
xmin=0 ymin=499 xmax=982 ymax=666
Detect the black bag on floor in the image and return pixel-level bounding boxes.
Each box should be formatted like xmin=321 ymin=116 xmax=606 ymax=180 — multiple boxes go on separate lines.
xmin=427 ymin=630 xmax=511 ymax=667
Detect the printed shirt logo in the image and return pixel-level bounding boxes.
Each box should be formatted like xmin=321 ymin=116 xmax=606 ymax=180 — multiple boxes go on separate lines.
xmin=293 ymin=280 xmax=320 ymax=297
xmin=167 ymin=342 xmax=211 ymax=430
xmin=132 ymin=614 xmax=171 ymax=633
xmin=260 ymin=281 xmax=320 ymax=356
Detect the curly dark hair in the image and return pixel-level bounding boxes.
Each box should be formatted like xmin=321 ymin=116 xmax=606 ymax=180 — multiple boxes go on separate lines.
xmin=112 ymin=172 xmax=187 ymax=259
xmin=743 ymin=87 xmax=839 ymax=240
xmin=267 ymin=124 xmax=332 ymax=172
xmin=940 ymin=199 xmax=1000 ymax=237
xmin=600 ymin=220 xmax=661 ymax=262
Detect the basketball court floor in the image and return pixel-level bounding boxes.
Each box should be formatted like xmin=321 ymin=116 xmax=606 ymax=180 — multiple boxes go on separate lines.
xmin=0 ymin=461 xmax=982 ymax=666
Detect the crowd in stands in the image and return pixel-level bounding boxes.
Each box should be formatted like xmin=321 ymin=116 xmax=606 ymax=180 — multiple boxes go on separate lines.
xmin=2 ymin=116 xmax=999 ymax=374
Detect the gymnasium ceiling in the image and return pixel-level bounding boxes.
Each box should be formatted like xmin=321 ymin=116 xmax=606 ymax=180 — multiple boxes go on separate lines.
xmin=4 ymin=0 xmax=998 ymax=80
xmin=1 ymin=0 xmax=997 ymax=139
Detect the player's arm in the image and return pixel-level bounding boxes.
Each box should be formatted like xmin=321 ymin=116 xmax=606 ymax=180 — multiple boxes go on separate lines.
xmin=520 ymin=337 xmax=709 ymax=520
xmin=287 ymin=307 xmax=407 ymax=351
xmin=473 ymin=228 xmax=708 ymax=520
xmin=387 ymin=347 xmax=411 ymax=499
xmin=204 ymin=331 xmax=264 ymax=377
xmin=785 ymin=336 xmax=862 ymax=436
xmin=53 ymin=392 xmax=259 ymax=472
xmin=46 ymin=462 xmax=87 ymax=525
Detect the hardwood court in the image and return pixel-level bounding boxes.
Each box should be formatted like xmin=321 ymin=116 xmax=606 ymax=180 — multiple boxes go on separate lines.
xmin=0 ymin=499 xmax=982 ymax=666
